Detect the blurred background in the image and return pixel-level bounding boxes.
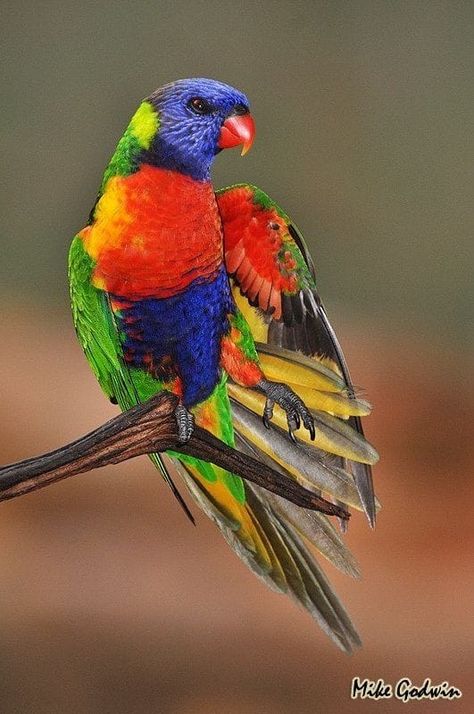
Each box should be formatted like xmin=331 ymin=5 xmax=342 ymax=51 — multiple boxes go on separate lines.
xmin=1 ymin=1 xmax=473 ymax=712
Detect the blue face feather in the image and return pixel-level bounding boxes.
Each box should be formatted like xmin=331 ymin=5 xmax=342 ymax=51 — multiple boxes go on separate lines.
xmin=143 ymin=78 xmax=250 ymax=181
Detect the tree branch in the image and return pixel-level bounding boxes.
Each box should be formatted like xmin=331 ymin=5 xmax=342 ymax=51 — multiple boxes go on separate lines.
xmin=0 ymin=392 xmax=349 ymax=519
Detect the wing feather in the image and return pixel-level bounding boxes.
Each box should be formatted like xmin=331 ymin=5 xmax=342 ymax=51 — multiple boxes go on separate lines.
xmin=217 ymin=185 xmax=378 ymax=526
xmin=68 ymin=235 xmax=194 ymax=522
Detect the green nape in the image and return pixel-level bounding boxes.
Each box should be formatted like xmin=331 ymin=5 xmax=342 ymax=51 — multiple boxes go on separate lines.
xmin=97 ymin=101 xmax=159 ymax=199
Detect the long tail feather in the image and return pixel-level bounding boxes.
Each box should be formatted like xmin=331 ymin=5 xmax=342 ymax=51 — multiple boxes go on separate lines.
xmin=149 ymin=453 xmax=195 ymax=525
xmin=166 ymin=327 xmax=377 ymax=649
xmin=277 ymin=521 xmax=362 ymax=652
xmin=176 ymin=457 xmax=361 ymax=653
xmin=235 ymin=433 xmax=361 ymax=578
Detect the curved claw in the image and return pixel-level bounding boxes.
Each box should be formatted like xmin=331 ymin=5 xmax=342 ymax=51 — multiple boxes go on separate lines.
xmin=287 ymin=413 xmax=300 ymax=442
xmin=288 ymin=426 xmax=298 ymax=444
xmin=262 ymin=398 xmax=274 ymax=430
xmin=256 ymin=379 xmax=316 ymax=443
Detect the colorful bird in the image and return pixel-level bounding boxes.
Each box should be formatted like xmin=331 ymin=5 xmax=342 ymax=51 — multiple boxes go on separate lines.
xmin=69 ymin=78 xmax=379 ymax=652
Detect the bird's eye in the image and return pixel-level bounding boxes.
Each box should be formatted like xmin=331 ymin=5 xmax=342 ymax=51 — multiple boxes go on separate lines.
xmin=188 ymin=97 xmax=214 ymax=115
xmin=234 ymin=103 xmax=249 ymax=116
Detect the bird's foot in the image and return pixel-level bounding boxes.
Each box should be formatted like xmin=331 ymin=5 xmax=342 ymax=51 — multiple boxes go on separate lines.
xmin=174 ymin=404 xmax=195 ymax=444
xmin=257 ymin=379 xmax=315 ymax=443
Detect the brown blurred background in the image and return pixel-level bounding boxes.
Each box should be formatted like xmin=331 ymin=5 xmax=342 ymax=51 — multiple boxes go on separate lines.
xmin=1 ymin=1 xmax=473 ymax=712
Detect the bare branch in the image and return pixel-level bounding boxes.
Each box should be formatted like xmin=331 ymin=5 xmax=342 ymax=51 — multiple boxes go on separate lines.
xmin=0 ymin=391 xmax=349 ymax=519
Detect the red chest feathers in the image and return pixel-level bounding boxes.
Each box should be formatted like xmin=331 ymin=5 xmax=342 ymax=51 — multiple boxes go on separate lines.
xmin=88 ymin=165 xmax=224 ymax=299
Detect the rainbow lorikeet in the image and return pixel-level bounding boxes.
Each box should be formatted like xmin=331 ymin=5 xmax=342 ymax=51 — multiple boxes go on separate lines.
xmin=69 ymin=78 xmax=379 ymax=652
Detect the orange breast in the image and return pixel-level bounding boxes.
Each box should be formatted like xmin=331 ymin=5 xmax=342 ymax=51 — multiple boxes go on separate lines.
xmin=82 ymin=164 xmax=224 ymax=298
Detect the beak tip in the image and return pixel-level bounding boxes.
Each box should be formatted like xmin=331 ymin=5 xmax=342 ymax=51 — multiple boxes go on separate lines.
xmin=219 ymin=113 xmax=255 ymax=155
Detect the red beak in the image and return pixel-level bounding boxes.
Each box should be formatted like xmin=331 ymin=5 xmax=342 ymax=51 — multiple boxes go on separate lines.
xmin=218 ymin=113 xmax=255 ymax=155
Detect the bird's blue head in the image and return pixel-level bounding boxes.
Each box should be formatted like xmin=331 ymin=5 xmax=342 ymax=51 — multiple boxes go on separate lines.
xmin=143 ymin=78 xmax=255 ymax=181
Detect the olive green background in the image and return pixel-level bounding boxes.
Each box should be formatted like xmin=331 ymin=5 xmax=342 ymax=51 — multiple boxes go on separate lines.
xmin=2 ymin=0 xmax=472 ymax=345
xmin=1 ymin=3 xmax=473 ymax=713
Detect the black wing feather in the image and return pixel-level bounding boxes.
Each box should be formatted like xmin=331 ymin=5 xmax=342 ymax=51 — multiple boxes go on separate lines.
xmin=270 ymin=224 xmax=376 ymax=526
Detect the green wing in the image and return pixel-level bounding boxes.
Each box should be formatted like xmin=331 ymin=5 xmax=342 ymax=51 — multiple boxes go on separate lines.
xmin=69 ymin=235 xmax=134 ymax=407
xmin=68 ymin=235 xmax=195 ymax=521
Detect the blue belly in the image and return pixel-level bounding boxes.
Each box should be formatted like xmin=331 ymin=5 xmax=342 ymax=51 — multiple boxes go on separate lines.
xmin=114 ymin=266 xmax=234 ymax=407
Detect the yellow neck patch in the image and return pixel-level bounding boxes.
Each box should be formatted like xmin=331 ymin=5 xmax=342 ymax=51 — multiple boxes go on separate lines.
xmin=129 ymin=101 xmax=159 ymax=149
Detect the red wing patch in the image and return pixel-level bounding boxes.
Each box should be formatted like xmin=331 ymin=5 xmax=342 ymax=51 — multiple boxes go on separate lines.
xmin=217 ymin=187 xmax=300 ymax=320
